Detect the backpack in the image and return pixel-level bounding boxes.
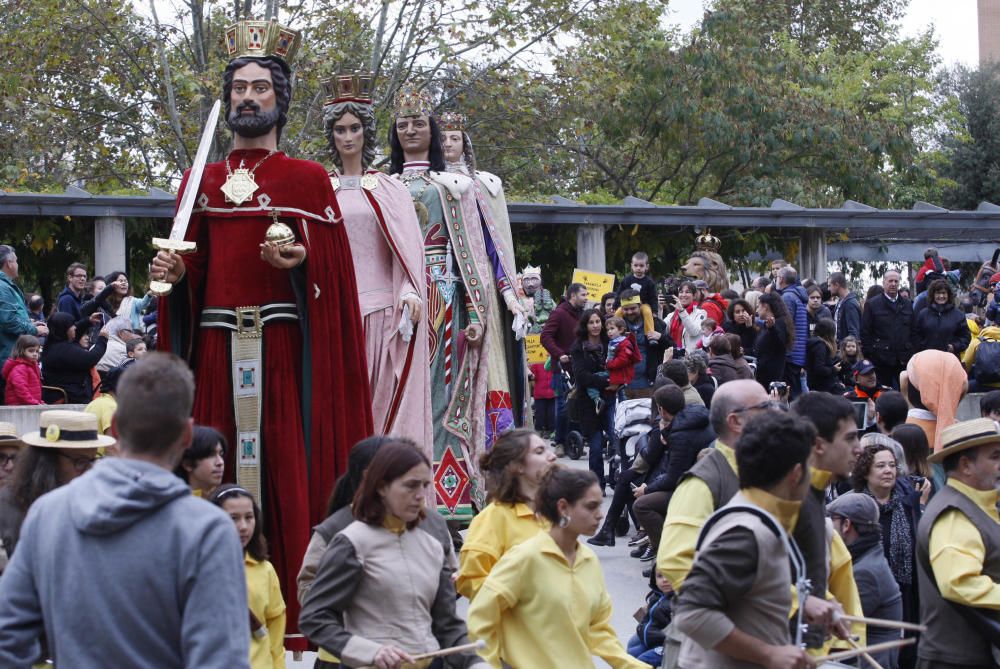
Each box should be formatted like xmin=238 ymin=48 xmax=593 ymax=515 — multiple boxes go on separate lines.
xmin=975 ymin=335 xmax=1000 ymax=384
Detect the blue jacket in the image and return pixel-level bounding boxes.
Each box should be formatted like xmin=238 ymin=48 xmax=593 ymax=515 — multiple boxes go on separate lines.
xmin=0 ymin=457 xmax=251 ymax=668
xmin=779 ymin=282 xmax=809 ymax=366
xmin=56 ymin=285 xmax=83 ymax=321
xmin=0 ymin=274 xmax=38 ymax=361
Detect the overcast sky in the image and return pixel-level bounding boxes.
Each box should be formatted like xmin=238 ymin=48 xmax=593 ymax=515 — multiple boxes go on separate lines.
xmin=666 ymin=0 xmax=979 ymax=66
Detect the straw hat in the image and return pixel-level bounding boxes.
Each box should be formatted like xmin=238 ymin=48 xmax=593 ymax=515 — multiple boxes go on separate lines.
xmin=929 ymin=418 xmax=1000 ymax=464
xmin=21 ymin=410 xmax=116 ymax=449
xmin=0 ymin=422 xmax=24 ymax=449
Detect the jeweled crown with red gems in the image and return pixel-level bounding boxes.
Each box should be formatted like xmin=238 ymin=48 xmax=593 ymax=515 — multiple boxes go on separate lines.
xmin=438 ymin=112 xmax=466 ymax=132
xmin=224 ymin=19 xmax=301 ymax=65
xmin=392 ymin=83 xmax=434 ymax=118
xmin=322 ymin=72 xmax=375 ymax=107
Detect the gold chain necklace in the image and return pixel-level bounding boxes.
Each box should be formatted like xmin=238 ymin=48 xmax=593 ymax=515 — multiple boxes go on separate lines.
xmin=221 ymin=150 xmax=276 ymax=205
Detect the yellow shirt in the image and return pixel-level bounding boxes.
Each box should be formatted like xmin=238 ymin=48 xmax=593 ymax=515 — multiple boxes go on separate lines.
xmin=246 ymin=555 xmax=286 ymax=669
xmin=457 ymin=501 xmax=548 ymax=600
xmin=657 ymin=440 xmax=736 ymax=589
xmin=467 ymin=532 xmax=648 ymax=669
xmin=928 ymin=478 xmax=1000 ymax=610
xmin=84 ymin=393 xmax=116 ymax=435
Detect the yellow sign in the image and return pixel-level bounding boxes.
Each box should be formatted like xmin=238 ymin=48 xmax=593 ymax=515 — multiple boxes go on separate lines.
xmin=571 ymin=268 xmax=616 ymax=303
xmin=524 ymin=333 xmax=548 ymax=365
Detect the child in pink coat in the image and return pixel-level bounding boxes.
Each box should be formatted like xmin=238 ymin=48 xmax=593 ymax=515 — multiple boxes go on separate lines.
xmin=3 ymin=334 xmax=43 ymax=405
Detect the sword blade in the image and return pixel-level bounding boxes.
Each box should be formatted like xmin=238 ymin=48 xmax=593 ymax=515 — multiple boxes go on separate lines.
xmin=169 ymin=99 xmax=221 ymax=241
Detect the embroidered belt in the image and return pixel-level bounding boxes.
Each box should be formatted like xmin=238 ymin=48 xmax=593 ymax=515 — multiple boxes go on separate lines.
xmin=197 ymin=303 xmax=298 ymax=506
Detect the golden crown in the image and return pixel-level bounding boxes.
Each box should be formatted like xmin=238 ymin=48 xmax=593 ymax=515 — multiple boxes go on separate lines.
xmin=438 ymin=111 xmax=467 ymax=132
xmin=323 ymin=72 xmax=375 ymax=107
xmin=392 ymin=83 xmax=433 ymax=118
xmin=224 ymin=19 xmax=301 ymax=65
xmin=696 ymin=229 xmax=721 ymax=253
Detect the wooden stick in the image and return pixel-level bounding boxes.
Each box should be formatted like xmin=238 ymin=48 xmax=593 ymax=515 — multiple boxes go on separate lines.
xmin=847 ymin=635 xmax=884 ymax=669
xmin=409 ymin=640 xmax=485 ymax=661
xmin=816 ymin=638 xmax=915 ymax=664
xmin=838 ymin=613 xmax=927 ymax=633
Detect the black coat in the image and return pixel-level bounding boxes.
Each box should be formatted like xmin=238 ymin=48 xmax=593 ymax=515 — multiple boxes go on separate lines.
xmin=644 ymin=405 xmax=715 ymax=495
xmin=570 ymin=339 xmax=609 ymax=436
xmin=754 ymin=318 xmax=789 ymax=388
xmin=861 ymin=293 xmax=914 ymax=368
xmin=633 ymin=315 xmax=669 ymax=385
xmin=805 ymin=337 xmax=842 ymax=393
xmin=41 ymin=335 xmax=108 ymax=403
xmin=724 ymin=321 xmax=757 ymax=357
xmin=911 ymin=302 xmax=971 ymax=356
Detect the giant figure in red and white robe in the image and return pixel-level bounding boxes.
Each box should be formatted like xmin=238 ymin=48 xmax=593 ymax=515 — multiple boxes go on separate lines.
xmin=150 ymin=20 xmax=373 ymax=649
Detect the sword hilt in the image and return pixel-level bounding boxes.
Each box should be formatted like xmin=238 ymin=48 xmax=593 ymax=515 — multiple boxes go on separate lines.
xmin=149 ymin=238 xmax=197 ymax=296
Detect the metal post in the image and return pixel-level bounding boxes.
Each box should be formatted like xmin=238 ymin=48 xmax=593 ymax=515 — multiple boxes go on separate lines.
xmin=798 ymin=228 xmax=827 ymax=283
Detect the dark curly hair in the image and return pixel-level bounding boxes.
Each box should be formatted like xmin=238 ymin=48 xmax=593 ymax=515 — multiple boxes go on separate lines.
xmin=851 ymin=442 xmax=897 ymax=492
xmin=323 ymin=101 xmax=377 ymax=171
xmin=223 ymin=57 xmax=292 ymax=142
xmin=736 ymin=412 xmax=815 ymax=490
xmin=574 ymin=308 xmax=607 ymax=343
xmin=480 ymin=428 xmax=542 ymax=505
xmin=926 ymin=278 xmax=955 ymax=305
xmin=758 ymin=291 xmax=795 ymax=351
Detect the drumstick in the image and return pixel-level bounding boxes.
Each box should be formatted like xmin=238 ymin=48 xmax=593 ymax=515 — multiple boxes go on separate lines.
xmin=360 ymin=640 xmax=486 ymax=668
xmin=816 ymin=637 xmax=915 ymax=664
xmin=410 ymin=640 xmax=486 ymax=661
xmin=837 ymin=613 xmax=927 ymax=633
xmin=846 ymin=636 xmax=884 ymax=669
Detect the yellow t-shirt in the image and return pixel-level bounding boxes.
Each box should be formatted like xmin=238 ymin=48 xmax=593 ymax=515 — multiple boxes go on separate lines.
xmin=467 ymin=532 xmax=648 ymax=669
xmin=456 ymin=501 xmax=548 ymax=600
xmin=245 ymin=555 xmax=286 ymax=669
xmin=84 ymin=394 xmax=117 ymax=436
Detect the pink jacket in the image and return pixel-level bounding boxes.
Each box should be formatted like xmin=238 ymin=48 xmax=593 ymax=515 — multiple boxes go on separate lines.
xmin=3 ymin=357 xmax=43 ymax=405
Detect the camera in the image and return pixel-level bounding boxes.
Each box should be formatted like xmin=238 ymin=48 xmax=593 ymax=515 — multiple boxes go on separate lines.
xmin=769 ymin=381 xmax=788 ymax=396
xmin=910 ymin=475 xmax=926 ymax=488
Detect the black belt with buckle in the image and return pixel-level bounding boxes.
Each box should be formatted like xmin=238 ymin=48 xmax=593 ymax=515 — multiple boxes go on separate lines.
xmin=199 ymin=303 xmax=299 ymax=337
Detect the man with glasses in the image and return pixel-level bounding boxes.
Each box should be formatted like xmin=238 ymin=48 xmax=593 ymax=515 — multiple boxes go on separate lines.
xmin=56 ymin=262 xmax=88 ymax=322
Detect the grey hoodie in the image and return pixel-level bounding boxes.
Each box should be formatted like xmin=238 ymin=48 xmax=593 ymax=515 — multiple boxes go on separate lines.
xmin=0 ymin=457 xmax=250 ymax=668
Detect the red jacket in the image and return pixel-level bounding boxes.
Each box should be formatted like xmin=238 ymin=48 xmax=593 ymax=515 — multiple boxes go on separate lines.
xmin=530 ymin=363 xmax=555 ymax=400
xmin=700 ymin=293 xmax=729 ymax=325
xmin=606 ymin=333 xmax=642 ymax=385
xmin=3 ymin=357 xmax=43 ymax=405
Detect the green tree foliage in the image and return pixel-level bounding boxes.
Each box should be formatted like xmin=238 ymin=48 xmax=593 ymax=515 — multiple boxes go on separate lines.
xmin=938 ymin=62 xmax=1000 ymax=210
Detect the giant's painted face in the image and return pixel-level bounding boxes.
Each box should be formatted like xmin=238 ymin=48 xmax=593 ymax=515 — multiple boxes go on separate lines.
xmin=682 ymin=255 xmax=705 ymax=280
xmin=395 ymin=115 xmax=431 ymax=157
xmin=521 ymin=274 xmax=541 ymax=296
xmin=227 ymin=62 xmax=279 ymax=138
xmin=442 ymin=130 xmax=464 ymax=163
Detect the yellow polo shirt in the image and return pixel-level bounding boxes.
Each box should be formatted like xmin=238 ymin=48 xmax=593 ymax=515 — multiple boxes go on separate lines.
xmin=457 ymin=501 xmax=548 ymax=600
xmin=657 ymin=440 xmax=735 ymax=589
xmin=245 ymin=555 xmax=286 ymax=669
xmin=928 ymin=478 xmax=1000 ymax=610
xmin=467 ymin=532 xmax=648 ymax=669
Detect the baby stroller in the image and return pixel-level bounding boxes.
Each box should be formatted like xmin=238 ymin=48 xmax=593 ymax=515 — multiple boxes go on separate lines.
xmin=608 ymin=397 xmax=655 ymax=486
xmin=562 ymin=367 xmax=586 ymax=460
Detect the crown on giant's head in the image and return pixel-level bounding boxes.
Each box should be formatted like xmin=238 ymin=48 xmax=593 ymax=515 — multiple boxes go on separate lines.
xmin=438 ymin=111 xmax=467 ymax=132
xmin=522 ymin=264 xmax=542 ymax=278
xmin=323 ymin=72 xmax=375 ymax=107
xmin=696 ymin=229 xmax=721 ymax=253
xmin=392 ymin=83 xmax=434 ymax=118
xmin=224 ymin=19 xmax=301 ymax=66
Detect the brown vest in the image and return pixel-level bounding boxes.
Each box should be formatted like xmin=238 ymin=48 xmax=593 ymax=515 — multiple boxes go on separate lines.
xmin=916 ymin=483 xmax=1000 ymax=665
xmin=681 ymin=445 xmax=739 ymax=511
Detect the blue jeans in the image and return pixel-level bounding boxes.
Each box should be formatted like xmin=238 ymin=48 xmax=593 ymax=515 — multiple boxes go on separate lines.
xmin=587 ymin=395 xmax=616 ymax=489
xmin=627 ymin=634 xmax=663 ymax=666
xmin=552 ymin=372 xmax=569 ymax=445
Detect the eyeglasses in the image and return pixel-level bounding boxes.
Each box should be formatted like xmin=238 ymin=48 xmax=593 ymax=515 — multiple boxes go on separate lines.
xmin=56 ymin=452 xmax=102 ymax=473
xmin=0 ymin=453 xmax=16 ymax=467
xmin=731 ymin=399 xmax=788 ymax=415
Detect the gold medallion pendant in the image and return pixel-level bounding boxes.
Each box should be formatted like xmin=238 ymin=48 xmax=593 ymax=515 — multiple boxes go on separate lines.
xmin=221 ymin=168 xmax=259 ymax=205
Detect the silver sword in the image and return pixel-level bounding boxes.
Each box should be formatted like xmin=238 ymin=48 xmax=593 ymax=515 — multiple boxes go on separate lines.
xmin=149 ymin=99 xmax=222 ymax=296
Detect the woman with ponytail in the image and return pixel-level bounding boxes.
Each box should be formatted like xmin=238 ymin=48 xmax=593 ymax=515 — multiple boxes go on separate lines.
xmin=456 ymin=428 xmax=556 ymax=600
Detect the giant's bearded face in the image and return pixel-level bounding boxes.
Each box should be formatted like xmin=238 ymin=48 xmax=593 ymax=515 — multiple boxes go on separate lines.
xmin=521 ymin=275 xmax=541 ymax=296
xmin=227 ymin=61 xmax=281 ymax=138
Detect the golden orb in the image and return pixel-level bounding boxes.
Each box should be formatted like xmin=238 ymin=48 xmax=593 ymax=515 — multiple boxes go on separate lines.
xmin=265 ymin=221 xmax=296 ymax=246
